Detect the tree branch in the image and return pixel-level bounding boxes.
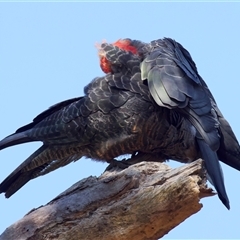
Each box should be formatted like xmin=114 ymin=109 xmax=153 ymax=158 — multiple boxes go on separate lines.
xmin=0 ymin=159 xmax=215 ymax=240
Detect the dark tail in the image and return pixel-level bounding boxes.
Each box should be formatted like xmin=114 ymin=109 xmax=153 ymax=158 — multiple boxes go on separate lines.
xmin=0 ymin=144 xmax=82 ymax=198
xmin=197 ymin=138 xmax=230 ymax=209
xmin=217 ymin=117 xmax=240 ymax=171
xmin=0 ymin=132 xmax=35 ymax=151
xmin=0 ymin=145 xmax=48 ymax=198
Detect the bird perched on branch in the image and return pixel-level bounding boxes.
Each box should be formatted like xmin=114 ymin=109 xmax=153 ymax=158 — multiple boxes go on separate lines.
xmin=0 ymin=37 xmax=239 ymax=210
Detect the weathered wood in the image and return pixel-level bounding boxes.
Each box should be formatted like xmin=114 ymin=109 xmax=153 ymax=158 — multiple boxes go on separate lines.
xmin=0 ymin=159 xmax=215 ymax=240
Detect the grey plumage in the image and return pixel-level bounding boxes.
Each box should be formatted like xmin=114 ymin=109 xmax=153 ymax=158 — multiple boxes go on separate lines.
xmin=0 ymin=37 xmax=239 ymax=210
xmin=100 ymin=38 xmax=240 ymax=209
xmin=139 ymin=38 xmax=239 ymax=209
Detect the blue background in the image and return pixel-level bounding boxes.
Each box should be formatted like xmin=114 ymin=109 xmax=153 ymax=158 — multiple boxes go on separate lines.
xmin=0 ymin=2 xmax=240 ymax=239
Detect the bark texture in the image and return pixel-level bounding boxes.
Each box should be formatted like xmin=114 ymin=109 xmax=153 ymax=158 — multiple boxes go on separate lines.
xmin=0 ymin=159 xmax=215 ymax=240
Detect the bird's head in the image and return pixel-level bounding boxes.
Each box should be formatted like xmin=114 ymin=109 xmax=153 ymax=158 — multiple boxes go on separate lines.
xmin=96 ymin=39 xmax=144 ymax=74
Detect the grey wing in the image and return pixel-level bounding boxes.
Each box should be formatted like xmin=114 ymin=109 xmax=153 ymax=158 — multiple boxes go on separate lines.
xmin=0 ymin=96 xmax=89 ymax=150
xmin=141 ymin=38 xmax=220 ymax=151
xmin=0 ymin=74 xmax=137 ymax=197
xmin=141 ymin=38 xmax=230 ymax=209
xmin=197 ymin=75 xmax=240 ymax=171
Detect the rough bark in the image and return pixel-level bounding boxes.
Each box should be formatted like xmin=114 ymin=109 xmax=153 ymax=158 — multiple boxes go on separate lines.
xmin=0 ymin=159 xmax=215 ymax=240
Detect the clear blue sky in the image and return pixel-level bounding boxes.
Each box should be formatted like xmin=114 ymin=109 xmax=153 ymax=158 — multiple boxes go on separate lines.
xmin=0 ymin=2 xmax=240 ymax=239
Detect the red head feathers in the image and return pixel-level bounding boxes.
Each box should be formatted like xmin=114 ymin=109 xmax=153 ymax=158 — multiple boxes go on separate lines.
xmin=97 ymin=39 xmax=138 ymax=73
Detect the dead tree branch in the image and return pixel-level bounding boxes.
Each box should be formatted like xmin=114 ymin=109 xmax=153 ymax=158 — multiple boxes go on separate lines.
xmin=0 ymin=159 xmax=215 ymax=240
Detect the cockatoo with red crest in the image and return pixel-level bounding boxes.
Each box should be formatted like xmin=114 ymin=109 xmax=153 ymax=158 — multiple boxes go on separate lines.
xmin=0 ymin=37 xmax=239 ymax=210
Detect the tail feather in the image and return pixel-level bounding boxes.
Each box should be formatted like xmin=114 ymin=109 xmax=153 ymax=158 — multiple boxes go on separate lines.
xmin=2 ymin=168 xmax=43 ymax=198
xmin=0 ymin=145 xmax=48 ymax=198
xmin=217 ymin=117 xmax=240 ymax=171
xmin=197 ymin=138 xmax=230 ymax=209
xmin=0 ymin=144 xmax=83 ymax=198
xmin=0 ymin=132 xmax=35 ymax=151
